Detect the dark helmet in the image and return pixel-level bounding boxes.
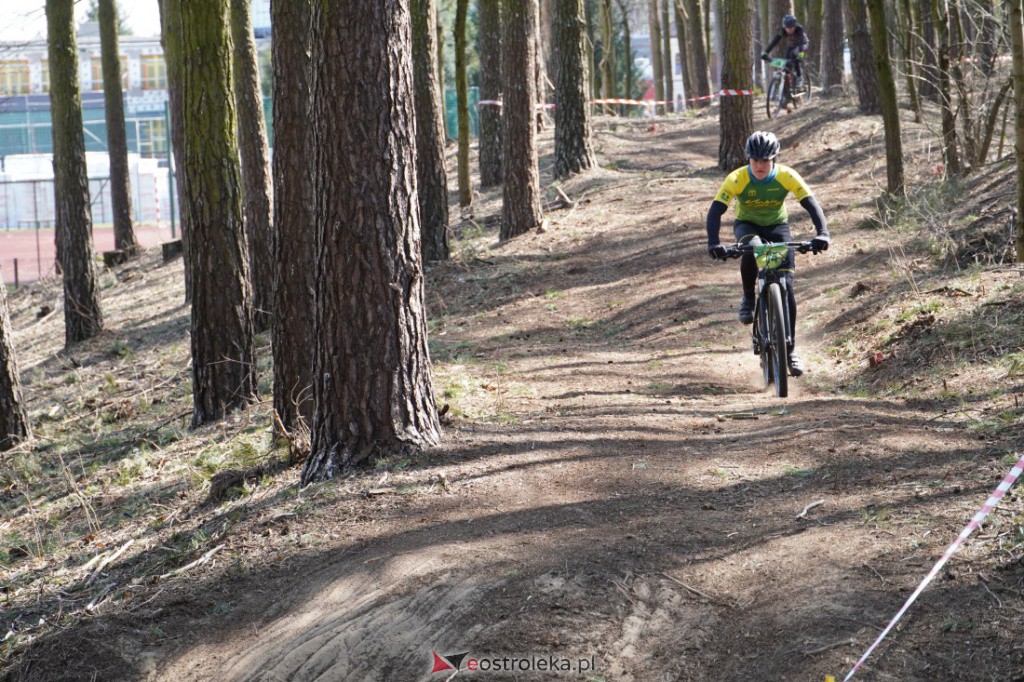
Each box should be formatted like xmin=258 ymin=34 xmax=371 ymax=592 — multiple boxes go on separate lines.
xmin=782 ymin=14 xmax=798 ymax=28
xmin=745 ymin=131 xmax=780 ymax=160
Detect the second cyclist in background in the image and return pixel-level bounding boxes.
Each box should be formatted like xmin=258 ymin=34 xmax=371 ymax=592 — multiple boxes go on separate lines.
xmin=762 ymin=14 xmax=809 ymax=90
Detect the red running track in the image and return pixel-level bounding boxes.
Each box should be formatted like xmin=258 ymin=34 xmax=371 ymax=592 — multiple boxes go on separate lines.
xmin=0 ymin=223 xmax=176 ymax=285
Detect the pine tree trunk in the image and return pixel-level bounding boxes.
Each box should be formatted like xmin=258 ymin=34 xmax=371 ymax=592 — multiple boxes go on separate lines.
xmin=900 ymin=0 xmax=923 ymax=121
xmin=600 ymin=0 xmax=617 ymax=102
xmin=769 ymin=0 xmax=793 ymax=44
xmin=502 ymin=0 xmax=545 ymax=238
xmin=662 ymin=0 xmax=676 ymax=109
xmin=845 ymin=0 xmax=881 ymax=113
xmin=933 ymin=0 xmax=962 ymax=174
xmin=175 ymin=0 xmax=256 ymax=427
xmin=413 ymin=0 xmax=451 ymax=261
xmin=752 ymin=6 xmax=764 ymax=90
xmin=535 ymin=7 xmax=550 ymax=129
xmin=47 ymin=0 xmax=104 ymax=346
xmin=683 ymin=0 xmax=712 ymax=105
xmin=158 ymin=0 xmax=192 ymax=303
xmin=649 ymin=0 xmax=666 ymax=112
xmin=437 ymin=13 xmax=449 ymax=140
xmin=303 ymin=0 xmax=441 ymax=482
xmin=719 ymin=0 xmax=753 ymax=170
xmin=231 ymin=0 xmax=274 ymax=333
xmin=806 ymin=0 xmax=822 ymax=70
xmin=0 ymin=281 xmax=28 ymax=452
xmin=821 ymin=0 xmax=844 ymax=88
xmin=479 ymin=0 xmax=503 ymax=187
xmin=271 ymin=0 xmax=315 ymax=433
xmin=455 ymin=0 xmax=473 ymax=207
xmin=867 ymin=0 xmax=905 ymax=195
xmin=99 ymin=0 xmax=137 ymax=255
xmin=1008 ymin=0 xmax=1024 ymax=261
xmin=616 ymin=0 xmax=634 ymax=97
xmin=758 ymin=0 xmax=771 ymax=53
xmin=919 ymin=0 xmax=939 ymax=101
xmin=554 ymin=0 xmax=597 ymax=177
xmin=676 ymin=1 xmax=695 ymax=101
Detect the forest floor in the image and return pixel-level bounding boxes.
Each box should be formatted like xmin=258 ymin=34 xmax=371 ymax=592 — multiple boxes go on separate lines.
xmin=4 ymin=94 xmax=1024 ymax=681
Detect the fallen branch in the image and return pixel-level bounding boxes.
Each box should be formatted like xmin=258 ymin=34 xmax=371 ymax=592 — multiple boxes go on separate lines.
xmin=661 ymin=572 xmax=734 ymax=609
xmin=796 ymin=499 xmax=825 ymax=519
xmin=160 ymin=544 xmax=225 ymax=580
xmin=86 ymin=539 xmax=135 ymax=586
xmin=801 ymin=637 xmax=858 ymax=656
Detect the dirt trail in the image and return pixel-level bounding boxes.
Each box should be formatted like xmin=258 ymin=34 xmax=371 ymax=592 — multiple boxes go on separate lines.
xmin=22 ymin=102 xmax=1024 ymax=681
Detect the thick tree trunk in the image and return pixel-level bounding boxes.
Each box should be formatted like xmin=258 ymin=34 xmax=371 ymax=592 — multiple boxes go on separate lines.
xmin=455 ymin=0 xmax=473 ymax=207
xmin=683 ymin=0 xmax=712 ymax=105
xmin=158 ymin=0 xmax=192 ymax=303
xmin=1009 ymin=0 xmax=1024 ymax=261
xmin=649 ymin=0 xmax=666 ymax=112
xmin=47 ymin=0 xmax=104 ymax=346
xmin=662 ymin=0 xmax=676 ymax=109
xmin=99 ymin=0 xmax=136 ymax=255
xmin=412 ymin=0 xmax=451 ymax=261
xmin=919 ymin=0 xmax=939 ymax=101
xmin=303 ymin=0 xmax=441 ymax=482
xmin=0 ymin=281 xmax=28 ymax=452
xmin=174 ymin=0 xmax=256 ymax=427
xmin=806 ymin=0 xmax=822 ymax=69
xmin=933 ymin=0 xmax=962 ymax=174
xmin=866 ymin=0 xmax=905 ymax=195
xmin=554 ymin=0 xmax=597 ymax=177
xmin=479 ymin=0 xmax=503 ymax=187
xmin=845 ymin=0 xmax=881 ymax=113
xmin=821 ymin=0 xmax=844 ymax=88
xmin=502 ymin=0 xmax=545 ymax=238
xmin=719 ymin=0 xmax=753 ymax=170
xmin=271 ymin=0 xmax=315 ymax=433
xmin=231 ymin=0 xmax=274 ymax=333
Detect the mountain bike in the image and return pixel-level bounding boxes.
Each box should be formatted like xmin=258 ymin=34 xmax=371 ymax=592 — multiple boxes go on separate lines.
xmin=765 ymin=57 xmax=812 ymax=119
xmin=724 ymin=240 xmax=815 ymax=398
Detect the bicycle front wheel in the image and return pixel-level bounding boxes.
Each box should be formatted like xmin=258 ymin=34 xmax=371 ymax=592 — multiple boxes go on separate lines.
xmin=767 ymin=282 xmax=789 ymax=398
xmin=766 ymin=75 xmax=784 ymax=119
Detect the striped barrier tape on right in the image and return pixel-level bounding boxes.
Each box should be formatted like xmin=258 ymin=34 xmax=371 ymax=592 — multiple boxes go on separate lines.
xmin=840 ymin=452 xmax=1024 ymax=681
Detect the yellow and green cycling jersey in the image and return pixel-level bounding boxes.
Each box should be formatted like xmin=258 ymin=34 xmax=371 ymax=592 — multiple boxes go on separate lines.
xmin=713 ymin=163 xmax=813 ymax=226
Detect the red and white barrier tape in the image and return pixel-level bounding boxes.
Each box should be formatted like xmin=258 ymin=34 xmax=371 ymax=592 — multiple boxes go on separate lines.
xmin=842 ymin=453 xmax=1024 ymax=681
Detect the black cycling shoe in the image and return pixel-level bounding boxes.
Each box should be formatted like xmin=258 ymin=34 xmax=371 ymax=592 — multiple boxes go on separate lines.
xmin=788 ymin=352 xmax=806 ymax=377
xmin=738 ymin=295 xmax=755 ymax=325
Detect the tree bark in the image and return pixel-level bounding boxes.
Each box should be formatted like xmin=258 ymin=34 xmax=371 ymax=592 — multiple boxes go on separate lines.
xmin=866 ymin=0 xmax=905 ymax=196
xmin=1008 ymin=0 xmax=1024 ymax=261
xmin=752 ymin=4 xmax=764 ymax=90
xmin=437 ymin=11 xmax=449 ymax=140
xmin=806 ymin=0 xmax=822 ymax=69
xmin=600 ymin=0 xmax=617 ymax=102
xmin=502 ymin=0 xmax=545 ymax=238
xmin=675 ymin=1 xmax=695 ymax=101
xmin=158 ymin=0 xmax=192 ymax=303
xmin=899 ymin=0 xmax=923 ymax=121
xmin=455 ymin=0 xmax=472 ymax=207
xmin=99 ymin=0 xmax=137 ymax=255
xmin=769 ymin=0 xmax=793 ymax=43
xmin=479 ymin=0 xmax=503 ymax=187
xmin=47 ymin=0 xmax=104 ymax=346
xmin=683 ymin=0 xmax=713 ymax=105
xmin=412 ymin=0 xmax=451 ymax=261
xmin=173 ymin=0 xmax=256 ymax=427
xmin=271 ymin=0 xmax=315 ymax=433
xmin=933 ymin=0 xmax=962 ymax=174
xmin=0 ymin=280 xmax=28 ymax=452
xmin=649 ymin=0 xmax=666 ymax=112
xmin=719 ymin=0 xmax=753 ymax=170
xmin=616 ymin=0 xmax=635 ymax=97
xmin=231 ymin=0 xmax=274 ymax=333
xmin=303 ymin=0 xmax=441 ymax=482
xmin=845 ymin=0 xmax=881 ymax=112
xmin=554 ymin=0 xmax=597 ymax=177
xmin=919 ymin=0 xmax=939 ymax=101
xmin=662 ymin=0 xmax=676 ymax=108
xmin=821 ymin=0 xmax=844 ymax=88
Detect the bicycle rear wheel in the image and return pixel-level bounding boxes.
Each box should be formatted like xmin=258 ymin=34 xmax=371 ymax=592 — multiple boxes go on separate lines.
xmin=766 ymin=282 xmax=789 ymax=398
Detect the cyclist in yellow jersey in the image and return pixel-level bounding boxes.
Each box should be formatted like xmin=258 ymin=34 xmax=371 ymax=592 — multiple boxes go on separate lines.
xmin=706 ymin=131 xmax=830 ymax=376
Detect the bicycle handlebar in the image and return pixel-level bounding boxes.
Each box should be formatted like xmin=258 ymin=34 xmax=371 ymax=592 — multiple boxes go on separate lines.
xmin=724 ymin=241 xmax=815 ymax=259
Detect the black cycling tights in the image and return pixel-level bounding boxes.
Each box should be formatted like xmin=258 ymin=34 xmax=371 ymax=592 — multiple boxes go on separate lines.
xmin=740 ymin=256 xmax=797 ymax=344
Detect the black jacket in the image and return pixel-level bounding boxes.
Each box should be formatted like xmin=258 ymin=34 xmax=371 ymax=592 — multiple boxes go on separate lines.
xmin=765 ymin=24 xmax=809 ymax=55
